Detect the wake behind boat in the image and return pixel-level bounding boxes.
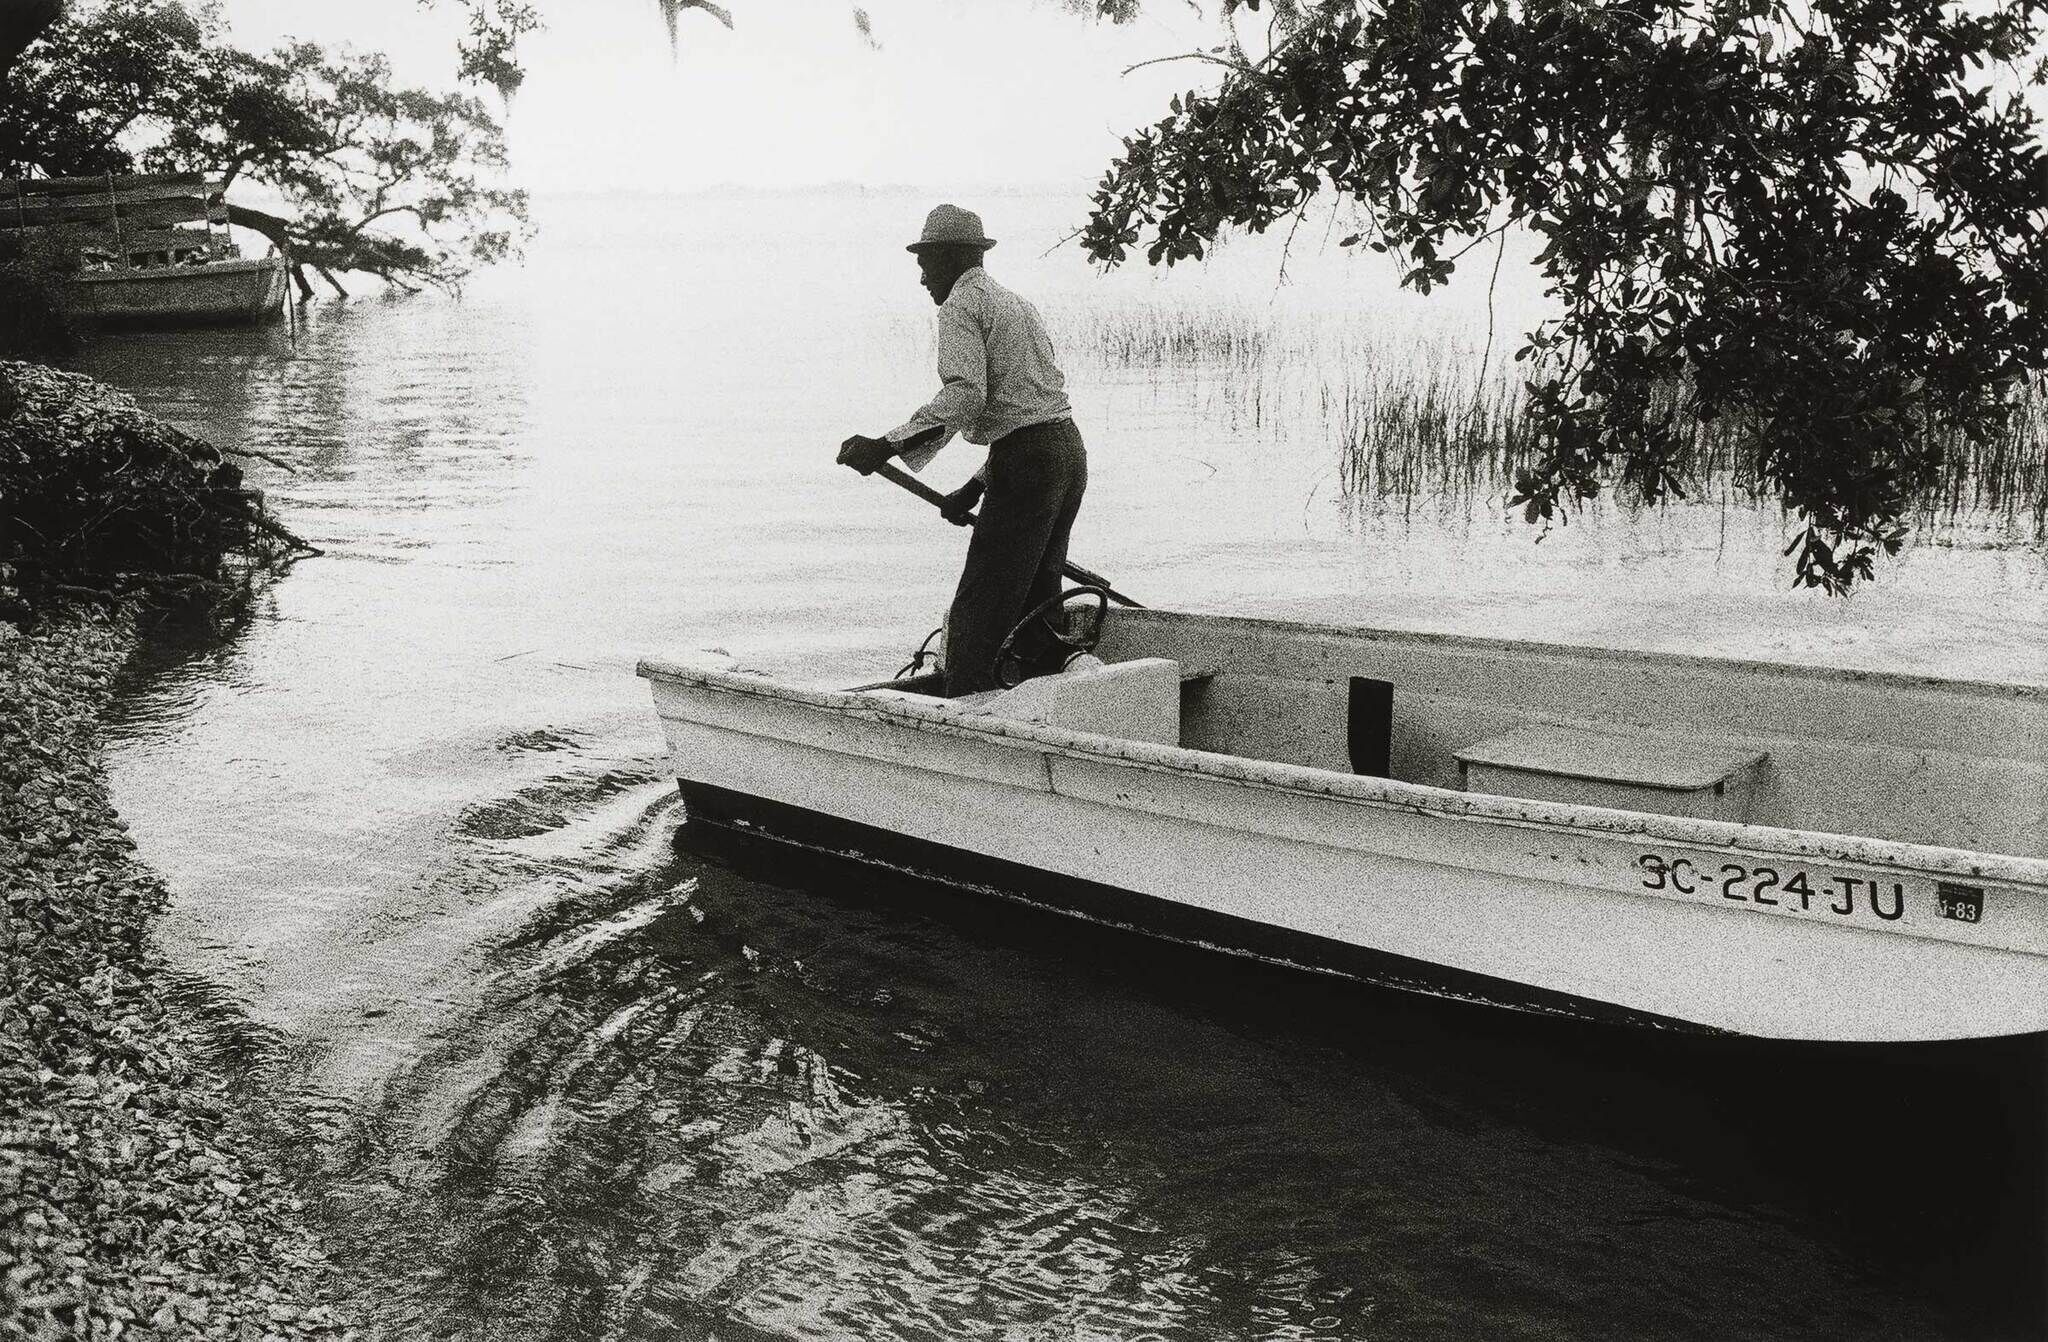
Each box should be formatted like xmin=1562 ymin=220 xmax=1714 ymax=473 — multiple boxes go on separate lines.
xmin=640 ymin=606 xmax=2048 ymax=1043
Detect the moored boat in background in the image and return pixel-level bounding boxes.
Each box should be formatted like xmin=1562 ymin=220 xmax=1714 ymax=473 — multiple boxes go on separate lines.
xmin=68 ymin=254 xmax=289 ymax=326
xmin=4 ymin=172 xmax=288 ymax=327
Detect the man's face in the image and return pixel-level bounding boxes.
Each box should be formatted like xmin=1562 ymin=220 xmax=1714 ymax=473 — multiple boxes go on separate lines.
xmin=917 ymin=250 xmax=951 ymax=306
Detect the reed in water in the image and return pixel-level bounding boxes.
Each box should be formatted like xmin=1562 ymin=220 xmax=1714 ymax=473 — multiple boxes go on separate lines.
xmin=1056 ymin=302 xmax=2048 ymax=540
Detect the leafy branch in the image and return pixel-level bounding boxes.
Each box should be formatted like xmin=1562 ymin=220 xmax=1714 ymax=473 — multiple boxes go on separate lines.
xmin=1083 ymin=0 xmax=2048 ymax=591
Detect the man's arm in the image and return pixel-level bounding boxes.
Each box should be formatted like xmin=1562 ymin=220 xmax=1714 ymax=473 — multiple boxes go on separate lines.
xmin=840 ymin=295 xmax=989 ymax=476
xmin=938 ymin=455 xmax=988 ymax=525
xmin=885 ymin=302 xmax=989 ymax=471
xmin=838 ymin=424 xmax=944 ymax=475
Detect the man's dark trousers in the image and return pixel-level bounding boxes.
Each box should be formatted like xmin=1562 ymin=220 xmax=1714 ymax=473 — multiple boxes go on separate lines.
xmin=943 ymin=418 xmax=1087 ymax=696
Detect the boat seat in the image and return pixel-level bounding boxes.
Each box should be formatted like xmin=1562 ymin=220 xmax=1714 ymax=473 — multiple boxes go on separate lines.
xmin=1455 ymin=722 xmax=1768 ymax=823
xmin=955 ymin=657 xmax=1182 ymax=745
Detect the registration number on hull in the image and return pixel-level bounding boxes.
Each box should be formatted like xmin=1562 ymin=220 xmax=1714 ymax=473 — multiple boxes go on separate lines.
xmin=1634 ymin=854 xmax=1962 ymax=926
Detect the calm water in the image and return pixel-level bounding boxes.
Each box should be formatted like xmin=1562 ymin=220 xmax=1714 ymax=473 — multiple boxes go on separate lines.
xmin=83 ymin=189 xmax=2048 ymax=1340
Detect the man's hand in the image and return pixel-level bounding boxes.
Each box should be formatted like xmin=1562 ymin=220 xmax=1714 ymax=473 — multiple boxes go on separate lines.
xmin=837 ymin=434 xmax=897 ymax=476
xmin=939 ymin=478 xmax=984 ymax=527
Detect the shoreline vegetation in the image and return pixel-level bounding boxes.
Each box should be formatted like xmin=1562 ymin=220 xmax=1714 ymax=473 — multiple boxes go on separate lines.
xmin=0 ymin=364 xmax=349 ymax=1337
xmin=1 ymin=363 xmax=317 ymax=623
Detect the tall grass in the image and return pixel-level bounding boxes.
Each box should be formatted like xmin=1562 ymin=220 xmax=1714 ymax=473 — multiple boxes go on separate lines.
xmin=1058 ymin=301 xmax=2048 ymax=540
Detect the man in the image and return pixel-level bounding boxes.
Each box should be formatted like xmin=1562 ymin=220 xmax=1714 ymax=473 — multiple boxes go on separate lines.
xmin=838 ymin=204 xmax=1087 ymax=696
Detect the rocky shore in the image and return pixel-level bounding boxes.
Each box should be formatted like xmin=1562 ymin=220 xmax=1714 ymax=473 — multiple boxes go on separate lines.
xmin=2 ymin=365 xmax=352 ymax=1338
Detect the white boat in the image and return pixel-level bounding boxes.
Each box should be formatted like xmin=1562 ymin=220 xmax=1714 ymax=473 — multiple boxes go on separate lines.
xmin=638 ymin=607 xmax=2048 ymax=1042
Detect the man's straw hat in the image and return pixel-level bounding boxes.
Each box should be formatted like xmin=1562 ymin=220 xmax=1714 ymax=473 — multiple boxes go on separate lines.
xmin=907 ymin=204 xmax=997 ymax=254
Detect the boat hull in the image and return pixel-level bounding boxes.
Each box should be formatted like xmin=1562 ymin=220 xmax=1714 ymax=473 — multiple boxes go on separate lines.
xmin=70 ymin=255 xmax=288 ymax=326
xmin=640 ymin=604 xmax=2048 ymax=1046
xmin=642 ymin=677 xmax=2048 ymax=1044
xmin=677 ymin=777 xmax=1709 ymax=1033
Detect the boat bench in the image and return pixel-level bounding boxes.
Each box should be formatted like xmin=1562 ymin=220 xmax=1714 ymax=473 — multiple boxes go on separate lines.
xmin=954 ymin=657 xmax=1183 ymax=745
xmin=1454 ymin=722 xmax=1768 ymax=823
xmin=860 ymin=660 xmax=1185 ymax=745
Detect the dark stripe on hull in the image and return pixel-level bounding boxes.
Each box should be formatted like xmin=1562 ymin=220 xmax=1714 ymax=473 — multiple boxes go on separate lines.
xmin=88 ymin=307 xmax=285 ymax=329
xmin=677 ymin=779 xmax=1721 ymax=1036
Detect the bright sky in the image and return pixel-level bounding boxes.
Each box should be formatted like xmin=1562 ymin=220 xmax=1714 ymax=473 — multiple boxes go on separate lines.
xmin=218 ymin=0 xmax=1226 ymax=192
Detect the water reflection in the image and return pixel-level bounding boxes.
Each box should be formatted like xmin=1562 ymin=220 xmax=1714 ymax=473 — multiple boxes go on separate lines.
xmin=302 ymin=796 xmax=2040 ymax=1341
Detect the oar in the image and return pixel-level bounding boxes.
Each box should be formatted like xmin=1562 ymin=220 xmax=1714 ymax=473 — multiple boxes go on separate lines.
xmin=867 ymin=458 xmax=1143 ymax=608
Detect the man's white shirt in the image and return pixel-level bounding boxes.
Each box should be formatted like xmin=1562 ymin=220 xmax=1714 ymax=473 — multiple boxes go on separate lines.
xmin=886 ymin=267 xmax=1073 ymax=476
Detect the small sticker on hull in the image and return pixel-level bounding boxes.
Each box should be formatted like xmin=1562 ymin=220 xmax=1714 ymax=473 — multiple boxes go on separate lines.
xmin=1936 ymin=881 xmax=1986 ymax=924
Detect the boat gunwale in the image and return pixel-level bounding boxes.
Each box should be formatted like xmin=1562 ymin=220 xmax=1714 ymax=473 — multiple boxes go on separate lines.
xmin=636 ymin=657 xmax=2048 ymax=892
xmin=1106 ymin=606 xmax=2048 ymax=700
xmin=72 ymin=256 xmax=286 ymax=284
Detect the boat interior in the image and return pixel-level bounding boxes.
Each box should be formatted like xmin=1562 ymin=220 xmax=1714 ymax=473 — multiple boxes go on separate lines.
xmin=856 ymin=606 xmax=2048 ymax=860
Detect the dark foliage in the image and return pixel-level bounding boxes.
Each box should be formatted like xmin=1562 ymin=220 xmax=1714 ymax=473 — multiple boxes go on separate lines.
xmin=0 ymin=0 xmax=208 ymax=176
xmin=0 ymin=228 xmax=85 ymax=359
xmin=0 ymin=362 xmax=314 ymax=624
xmin=1083 ymin=0 xmax=2048 ymax=591
xmin=153 ymin=38 xmax=532 ymax=292
xmin=1 ymin=1 xmax=529 ymax=293
xmin=0 ymin=0 xmax=64 ymax=83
